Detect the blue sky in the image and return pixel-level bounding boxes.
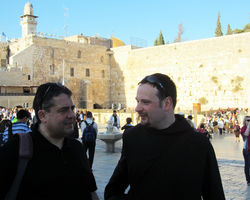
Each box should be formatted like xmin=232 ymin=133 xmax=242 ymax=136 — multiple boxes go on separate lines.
xmin=0 ymin=0 xmax=250 ymax=46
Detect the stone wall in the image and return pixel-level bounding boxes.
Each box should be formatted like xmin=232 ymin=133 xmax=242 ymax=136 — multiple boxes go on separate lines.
xmin=1 ymin=32 xmax=250 ymax=111
xmin=6 ymin=36 xmax=112 ymax=109
xmin=0 ymin=96 xmax=34 ymax=109
xmin=111 ymin=33 xmax=250 ymax=111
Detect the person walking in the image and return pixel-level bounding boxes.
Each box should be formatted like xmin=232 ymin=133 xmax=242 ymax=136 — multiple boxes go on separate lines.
xmin=241 ymin=116 xmax=250 ymax=186
xmin=105 ymin=73 xmax=225 ymax=199
xmin=81 ymin=111 xmax=98 ymax=170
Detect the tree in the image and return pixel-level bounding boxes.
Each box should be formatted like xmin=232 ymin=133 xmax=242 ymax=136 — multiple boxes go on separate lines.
xmin=154 ymin=36 xmax=158 ymax=46
xmin=174 ymin=22 xmax=185 ymax=43
xmin=233 ymin=28 xmax=244 ymax=34
xmin=215 ymin=11 xmax=223 ymax=37
xmin=158 ymin=30 xmax=165 ymax=45
xmin=243 ymin=23 xmax=250 ymax=32
xmin=154 ymin=30 xmax=165 ymax=46
xmin=226 ymin=24 xmax=232 ymax=35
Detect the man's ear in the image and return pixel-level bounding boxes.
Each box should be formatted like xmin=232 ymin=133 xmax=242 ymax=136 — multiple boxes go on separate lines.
xmin=163 ymin=96 xmax=173 ymax=111
xmin=38 ymin=110 xmax=47 ymax=123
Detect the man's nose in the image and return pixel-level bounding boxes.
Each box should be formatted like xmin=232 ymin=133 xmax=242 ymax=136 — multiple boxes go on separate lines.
xmin=135 ymin=103 xmax=141 ymax=113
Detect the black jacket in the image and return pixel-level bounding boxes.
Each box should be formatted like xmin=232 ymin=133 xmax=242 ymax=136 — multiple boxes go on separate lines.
xmin=105 ymin=114 xmax=225 ymax=200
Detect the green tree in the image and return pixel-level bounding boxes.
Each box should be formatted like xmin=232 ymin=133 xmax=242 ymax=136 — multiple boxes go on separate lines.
xmin=226 ymin=24 xmax=232 ymax=35
xmin=233 ymin=28 xmax=244 ymax=34
xmin=158 ymin=30 xmax=165 ymax=45
xmin=174 ymin=22 xmax=185 ymax=43
xmin=243 ymin=23 xmax=250 ymax=32
xmin=215 ymin=11 xmax=223 ymax=37
xmin=166 ymin=41 xmax=169 ymax=44
xmin=154 ymin=36 xmax=158 ymax=46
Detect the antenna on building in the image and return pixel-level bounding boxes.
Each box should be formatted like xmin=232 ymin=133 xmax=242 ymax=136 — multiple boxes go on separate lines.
xmin=64 ymin=7 xmax=69 ymax=38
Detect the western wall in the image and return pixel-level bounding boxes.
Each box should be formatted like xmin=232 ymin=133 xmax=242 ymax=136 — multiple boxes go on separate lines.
xmin=110 ymin=32 xmax=250 ymax=111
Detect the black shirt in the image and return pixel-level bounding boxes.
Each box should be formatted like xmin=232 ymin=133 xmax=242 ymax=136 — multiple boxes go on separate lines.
xmin=0 ymin=123 xmax=97 ymax=199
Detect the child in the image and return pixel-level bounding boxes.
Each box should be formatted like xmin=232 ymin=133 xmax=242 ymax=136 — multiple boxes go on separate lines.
xmin=121 ymin=117 xmax=133 ymax=132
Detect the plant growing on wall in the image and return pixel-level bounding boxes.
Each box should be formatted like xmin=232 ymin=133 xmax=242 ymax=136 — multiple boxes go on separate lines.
xmin=232 ymin=76 xmax=244 ymax=93
xmin=199 ymin=97 xmax=208 ymax=105
xmin=232 ymin=85 xmax=243 ymax=93
xmin=211 ymin=76 xmax=218 ymax=83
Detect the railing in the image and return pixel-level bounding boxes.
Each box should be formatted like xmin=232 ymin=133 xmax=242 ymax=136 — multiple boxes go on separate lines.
xmin=0 ymin=93 xmax=35 ymax=96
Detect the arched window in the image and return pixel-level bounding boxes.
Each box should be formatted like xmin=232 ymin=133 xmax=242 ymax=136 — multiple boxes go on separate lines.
xmin=78 ymin=50 xmax=81 ymax=58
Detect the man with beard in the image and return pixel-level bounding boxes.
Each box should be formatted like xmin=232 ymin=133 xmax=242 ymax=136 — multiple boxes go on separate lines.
xmin=105 ymin=73 xmax=225 ymax=200
xmin=0 ymin=83 xmax=99 ymax=200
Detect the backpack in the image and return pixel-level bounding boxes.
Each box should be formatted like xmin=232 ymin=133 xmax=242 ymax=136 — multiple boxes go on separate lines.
xmin=213 ymin=121 xmax=218 ymax=126
xmin=83 ymin=121 xmax=96 ymax=142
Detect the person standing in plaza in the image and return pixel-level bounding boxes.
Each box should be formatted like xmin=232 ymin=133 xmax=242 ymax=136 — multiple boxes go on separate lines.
xmin=0 ymin=83 xmax=99 ymax=199
xmin=187 ymin=114 xmax=196 ymax=128
xmin=121 ymin=117 xmax=133 ymax=133
xmin=81 ymin=111 xmax=98 ymax=170
xmin=2 ymin=109 xmax=31 ymax=144
xmin=241 ymin=116 xmax=250 ymax=186
xmin=233 ymin=120 xmax=241 ymax=142
xmin=105 ymin=73 xmax=225 ymax=199
xmin=109 ymin=110 xmax=120 ymax=129
xmin=218 ymin=118 xmax=224 ymax=135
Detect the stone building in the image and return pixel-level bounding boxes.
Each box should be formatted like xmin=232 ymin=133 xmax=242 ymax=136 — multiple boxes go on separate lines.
xmin=0 ymin=2 xmax=250 ymax=111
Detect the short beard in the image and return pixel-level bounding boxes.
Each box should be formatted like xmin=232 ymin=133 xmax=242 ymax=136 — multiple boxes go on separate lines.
xmin=140 ymin=119 xmax=150 ymax=127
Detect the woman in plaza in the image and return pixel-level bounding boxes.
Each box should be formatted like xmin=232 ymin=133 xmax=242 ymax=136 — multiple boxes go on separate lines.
xmin=240 ymin=116 xmax=250 ymax=186
xmin=233 ymin=120 xmax=241 ymax=142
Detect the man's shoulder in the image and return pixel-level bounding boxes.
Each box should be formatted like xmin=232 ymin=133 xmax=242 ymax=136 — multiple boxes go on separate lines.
xmin=123 ymin=124 xmax=142 ymax=136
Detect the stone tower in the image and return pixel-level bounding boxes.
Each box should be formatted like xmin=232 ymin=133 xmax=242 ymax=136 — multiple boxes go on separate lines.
xmin=20 ymin=2 xmax=38 ymax=38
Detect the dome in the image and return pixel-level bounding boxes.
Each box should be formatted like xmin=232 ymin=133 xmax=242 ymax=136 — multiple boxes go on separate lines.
xmin=111 ymin=37 xmax=125 ymax=47
xmin=24 ymin=2 xmax=34 ymax=15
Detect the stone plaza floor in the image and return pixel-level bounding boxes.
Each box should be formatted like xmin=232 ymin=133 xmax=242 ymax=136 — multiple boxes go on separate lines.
xmin=85 ymin=123 xmax=250 ymax=200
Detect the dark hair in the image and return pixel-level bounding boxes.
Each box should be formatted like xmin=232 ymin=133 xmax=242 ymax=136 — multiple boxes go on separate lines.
xmin=0 ymin=119 xmax=12 ymax=132
xmin=86 ymin=111 xmax=92 ymax=118
xmin=200 ymin=123 xmax=205 ymax=129
xmin=188 ymin=115 xmax=193 ymax=120
xmin=126 ymin=117 xmax=132 ymax=124
xmin=33 ymin=82 xmax=72 ymax=123
xmin=17 ymin=109 xmax=31 ymax=119
xmin=139 ymin=73 xmax=177 ymax=108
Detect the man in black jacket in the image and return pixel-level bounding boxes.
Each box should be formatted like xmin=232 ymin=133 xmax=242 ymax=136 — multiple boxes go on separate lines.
xmin=105 ymin=73 xmax=225 ymax=200
xmin=0 ymin=83 xmax=99 ymax=199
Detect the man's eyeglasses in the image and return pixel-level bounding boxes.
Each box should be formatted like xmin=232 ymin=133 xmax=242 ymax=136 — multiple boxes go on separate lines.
xmin=40 ymin=83 xmax=61 ymax=109
xmin=140 ymin=75 xmax=167 ymax=95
